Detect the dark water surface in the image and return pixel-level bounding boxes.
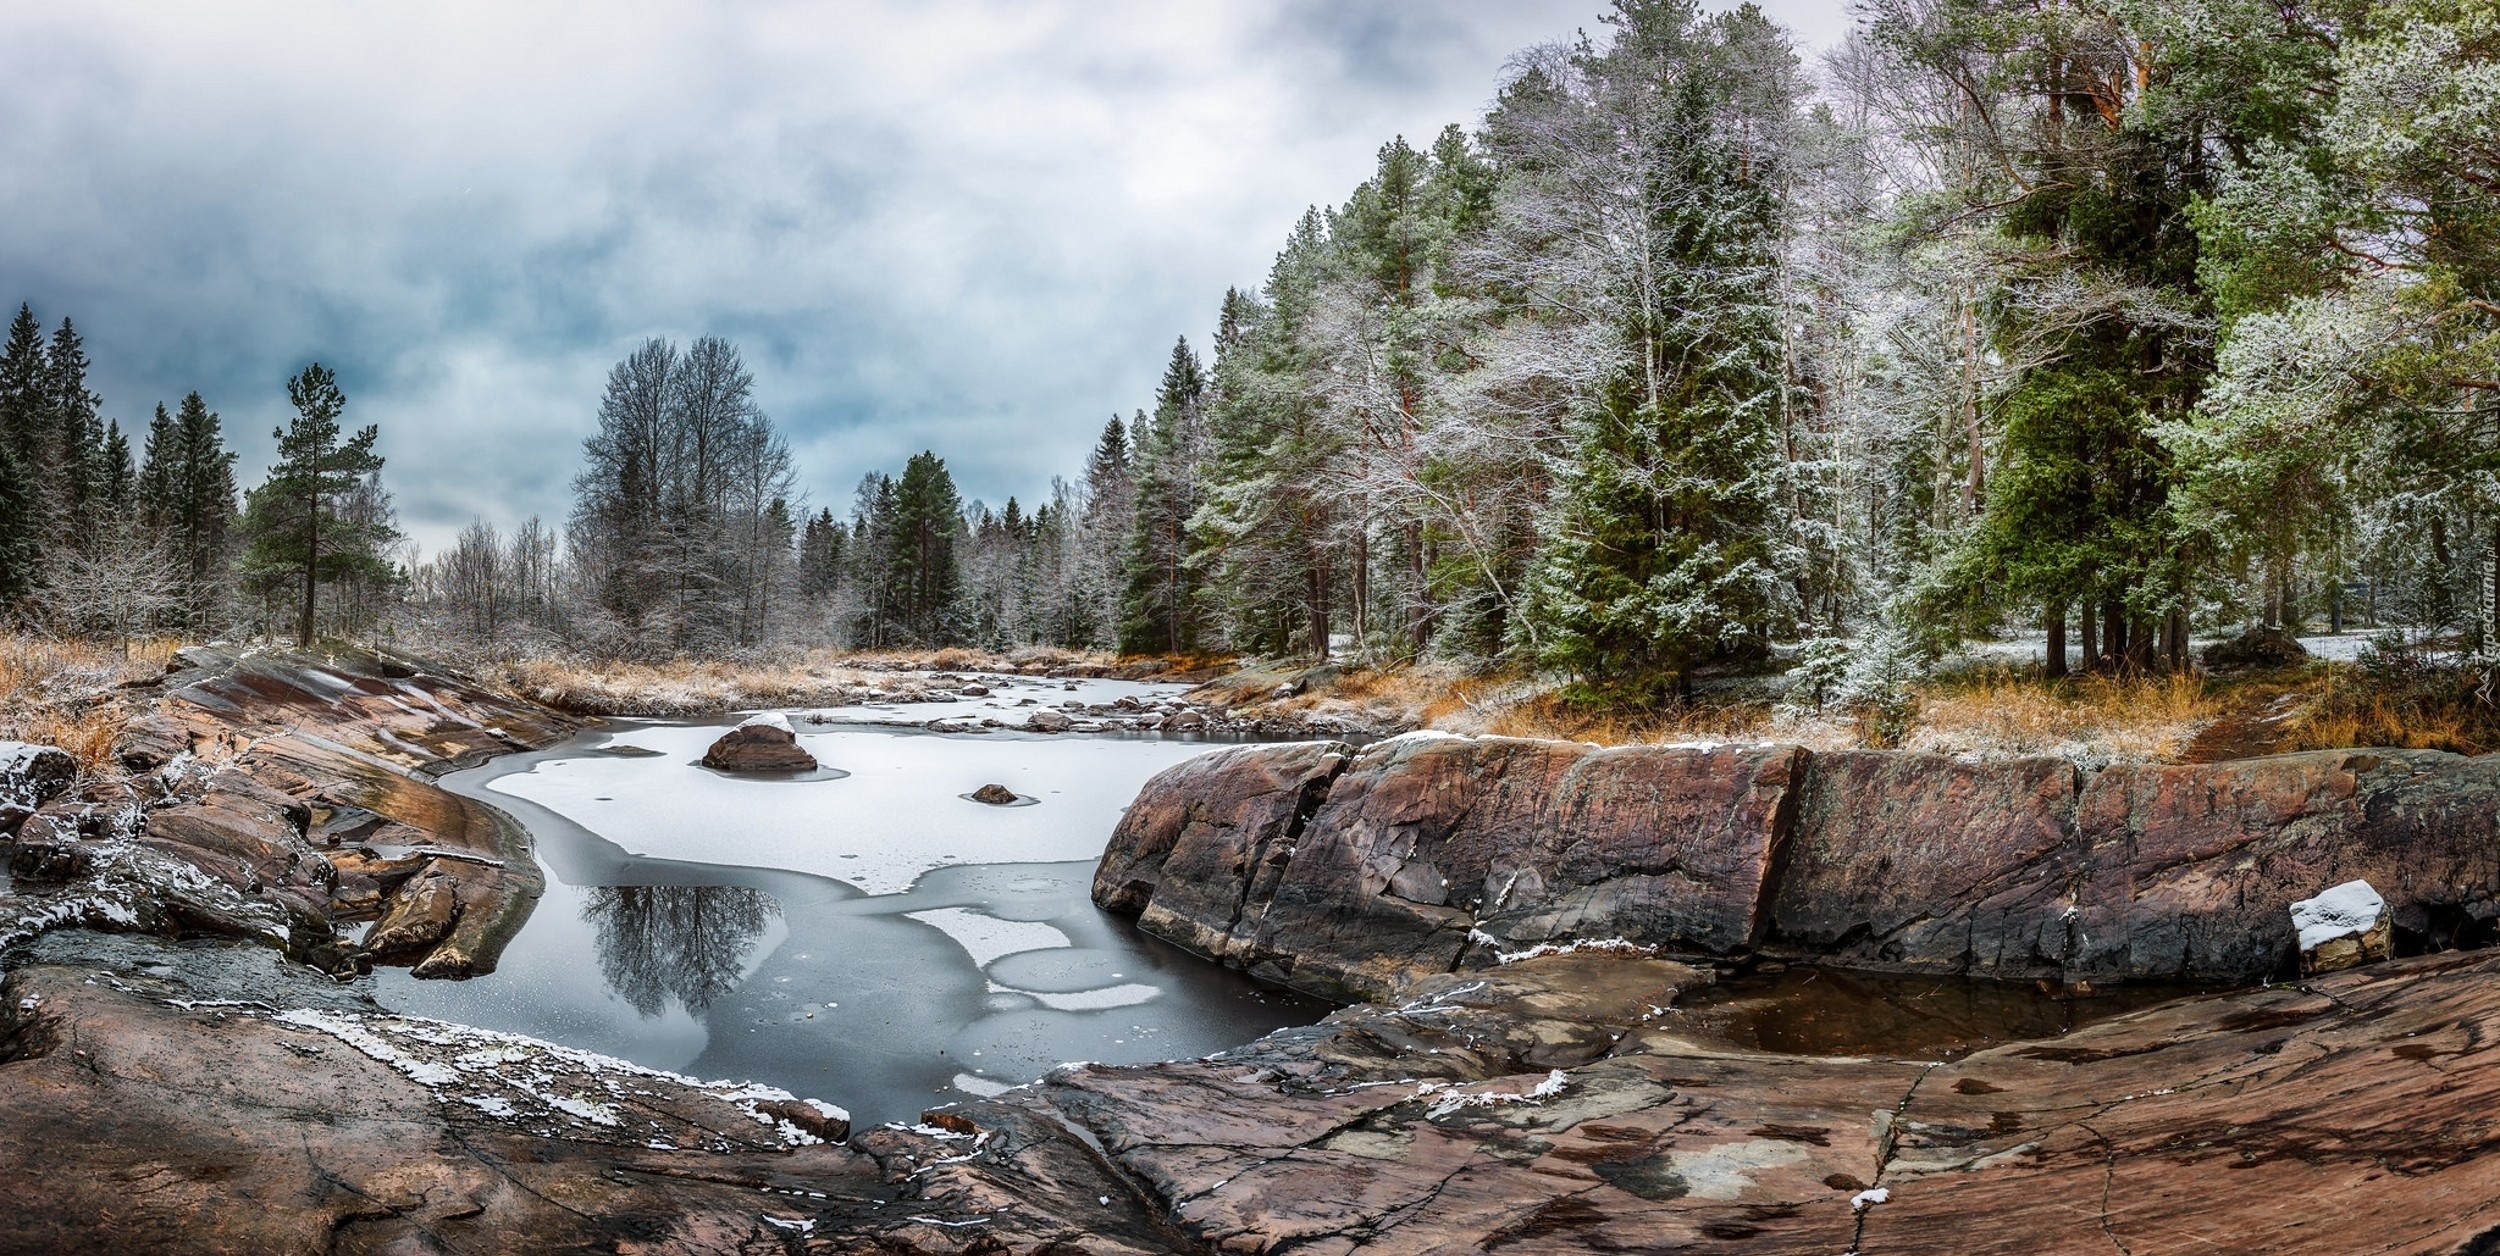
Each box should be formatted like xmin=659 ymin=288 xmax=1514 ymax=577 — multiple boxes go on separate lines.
xmin=378 ymin=718 xmax=1329 ymax=1130
xmin=1676 ymin=964 xmax=2221 ymax=1060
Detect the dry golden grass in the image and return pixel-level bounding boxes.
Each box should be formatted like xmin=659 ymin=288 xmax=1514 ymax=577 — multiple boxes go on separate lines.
xmin=480 ymin=646 xmax=1140 ymax=717
xmin=0 ymin=634 xmax=179 ymax=774
xmin=484 ymin=655 xmax=885 ymax=717
xmin=1375 ymin=661 xmax=2229 ymax=763
xmin=2277 ymin=668 xmax=2500 ymax=756
xmin=1896 ymin=670 xmax=2222 ymax=763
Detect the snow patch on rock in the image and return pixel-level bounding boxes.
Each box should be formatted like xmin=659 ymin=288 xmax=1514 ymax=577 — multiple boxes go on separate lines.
xmin=2292 ymin=879 xmax=2386 ymax=951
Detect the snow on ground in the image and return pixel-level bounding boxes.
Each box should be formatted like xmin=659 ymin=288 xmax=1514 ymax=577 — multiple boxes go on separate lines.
xmin=797 ymin=675 xmax=1192 ymax=731
xmin=261 ymin=1005 xmax=846 ymax=1148
xmin=1942 ymin=629 xmax=2386 ymax=671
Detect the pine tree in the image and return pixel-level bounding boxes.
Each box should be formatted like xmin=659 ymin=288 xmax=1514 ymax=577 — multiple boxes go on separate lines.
xmin=239 ymin=364 xmax=394 ymax=647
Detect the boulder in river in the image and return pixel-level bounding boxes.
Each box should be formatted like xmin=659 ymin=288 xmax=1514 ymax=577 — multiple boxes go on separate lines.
xmin=0 ymin=740 xmax=77 ymax=833
xmin=969 ymin=783 xmax=1020 ymax=805
xmin=2294 ymin=879 xmax=2392 ymax=974
xmin=698 ymin=712 xmax=818 ymax=773
xmin=1027 ymin=708 xmax=1074 ymax=733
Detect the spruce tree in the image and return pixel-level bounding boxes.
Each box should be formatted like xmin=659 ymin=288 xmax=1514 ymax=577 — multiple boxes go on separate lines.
xmin=1120 ymin=338 xmax=1208 ymax=654
xmin=799 ymin=507 xmax=844 ymax=601
xmin=886 ymin=451 xmax=963 ymax=646
xmin=0 ymin=305 xmax=45 ymax=477
xmin=137 ymin=404 xmax=178 ymax=526
xmin=0 ymin=441 xmax=34 ymax=607
xmin=144 ymin=392 xmax=240 ymax=629
xmin=0 ymin=304 xmax=52 ymax=604
xmin=99 ymin=420 xmax=133 ymax=515
xmin=1513 ymin=3 xmax=1800 ymax=701
xmin=240 ymin=365 xmax=392 ymax=647
xmin=45 ymin=318 xmax=106 ymax=531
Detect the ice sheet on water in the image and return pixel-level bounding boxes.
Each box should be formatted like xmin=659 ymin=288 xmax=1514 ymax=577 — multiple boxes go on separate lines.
xmin=904 ymin=907 xmax=1073 ymax=969
xmin=489 ymin=719 xmax=1226 ymax=894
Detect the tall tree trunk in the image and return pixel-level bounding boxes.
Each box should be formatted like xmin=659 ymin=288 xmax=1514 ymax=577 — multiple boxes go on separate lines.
xmin=2103 ymin=601 xmax=2127 ymax=674
xmin=2044 ymin=604 xmax=2068 ymax=680
xmin=1350 ymin=512 xmax=1369 ymax=654
xmin=298 ymin=497 xmax=318 ymax=649
xmin=1307 ymin=537 xmax=1331 ymax=662
xmin=2081 ymin=598 xmax=2099 ymax=669
xmin=1406 ymin=521 xmax=1428 ymax=656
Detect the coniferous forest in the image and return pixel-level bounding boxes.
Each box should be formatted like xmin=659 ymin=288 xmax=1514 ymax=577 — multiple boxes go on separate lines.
xmin=4 ymin=0 xmax=2495 ymax=708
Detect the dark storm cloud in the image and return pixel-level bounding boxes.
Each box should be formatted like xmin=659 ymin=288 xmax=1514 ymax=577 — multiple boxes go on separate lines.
xmin=0 ymin=1 xmax=1844 ymax=553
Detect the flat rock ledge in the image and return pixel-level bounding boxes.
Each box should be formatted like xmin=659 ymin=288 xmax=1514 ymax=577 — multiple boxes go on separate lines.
xmin=11 ymin=934 xmax=2500 ymax=1253
xmin=1096 ymin=734 xmax=2500 ymax=1001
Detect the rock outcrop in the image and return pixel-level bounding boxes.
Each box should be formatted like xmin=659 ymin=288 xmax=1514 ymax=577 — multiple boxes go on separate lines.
xmin=0 ymin=644 xmax=576 ymax=978
xmin=699 ymin=711 xmax=819 ymax=772
xmin=19 ymin=928 xmax=2500 ymax=1254
xmin=0 ymin=741 xmax=76 ymax=832
xmin=1099 ymin=734 xmax=2500 ymax=999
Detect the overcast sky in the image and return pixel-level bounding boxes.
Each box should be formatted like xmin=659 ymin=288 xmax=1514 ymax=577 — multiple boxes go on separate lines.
xmin=0 ymin=0 xmax=1849 ymax=554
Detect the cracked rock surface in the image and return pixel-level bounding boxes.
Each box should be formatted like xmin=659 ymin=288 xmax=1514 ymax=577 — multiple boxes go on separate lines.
xmin=11 ymin=935 xmax=2500 ymax=1251
xmin=1101 ymin=734 xmax=2500 ymax=998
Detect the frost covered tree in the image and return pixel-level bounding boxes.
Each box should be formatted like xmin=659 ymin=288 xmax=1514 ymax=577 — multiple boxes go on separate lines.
xmin=568 ymin=337 xmax=798 ymax=654
xmin=1498 ymin=0 xmax=1803 ymax=699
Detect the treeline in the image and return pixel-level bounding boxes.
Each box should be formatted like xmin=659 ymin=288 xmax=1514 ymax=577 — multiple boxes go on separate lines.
xmin=0 ymin=305 xmax=399 ymax=647
xmin=1005 ymin=0 xmax=2500 ymax=696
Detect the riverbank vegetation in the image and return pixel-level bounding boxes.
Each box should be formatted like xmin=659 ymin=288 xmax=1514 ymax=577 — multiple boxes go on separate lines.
xmin=1 ymin=0 xmax=2493 ymax=746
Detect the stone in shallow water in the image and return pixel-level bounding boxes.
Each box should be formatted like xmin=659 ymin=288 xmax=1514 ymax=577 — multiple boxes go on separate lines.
xmin=2293 ymin=878 xmax=2390 ymax=974
xmin=969 ymin=783 xmax=1020 ymax=805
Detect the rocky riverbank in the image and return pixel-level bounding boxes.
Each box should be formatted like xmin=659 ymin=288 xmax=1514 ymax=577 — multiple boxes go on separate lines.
xmin=10 ymin=664 xmax=2500 ymax=1253
xmin=3 ymin=643 xmax=576 ymax=977
xmin=11 ymin=928 xmax=2500 ymax=1253
xmin=1097 ymin=733 xmax=2500 ymax=1002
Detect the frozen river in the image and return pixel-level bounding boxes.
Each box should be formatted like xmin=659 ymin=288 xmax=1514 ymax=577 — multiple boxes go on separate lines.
xmin=379 ymin=678 xmax=1328 ymax=1129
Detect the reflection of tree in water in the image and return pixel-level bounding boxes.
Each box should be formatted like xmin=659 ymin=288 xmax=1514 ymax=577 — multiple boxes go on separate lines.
xmin=583 ymin=884 xmax=780 ymax=1017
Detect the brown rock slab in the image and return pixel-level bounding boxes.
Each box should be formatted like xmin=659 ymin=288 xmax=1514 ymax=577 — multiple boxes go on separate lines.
xmin=1109 ymin=736 xmax=2500 ymax=994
